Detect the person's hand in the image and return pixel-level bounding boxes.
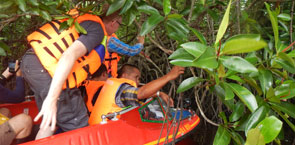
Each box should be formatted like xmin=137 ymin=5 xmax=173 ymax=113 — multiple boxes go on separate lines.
xmin=2 ymin=67 xmax=13 ymax=79
xmin=137 ymin=36 xmax=145 ymax=44
xmin=166 ymin=66 xmax=185 ymax=80
xmin=34 ymin=96 xmax=57 ymax=131
xmin=15 ymin=60 xmax=21 ymax=77
xmin=159 ymin=92 xmax=174 ymax=107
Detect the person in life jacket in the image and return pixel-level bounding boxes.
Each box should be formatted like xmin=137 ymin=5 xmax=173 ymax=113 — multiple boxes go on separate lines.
xmin=105 ymin=29 xmax=145 ymax=78
xmin=21 ymin=8 xmax=124 ymax=139
xmin=80 ymin=64 xmax=108 ymax=113
xmin=89 ymin=64 xmax=185 ymax=125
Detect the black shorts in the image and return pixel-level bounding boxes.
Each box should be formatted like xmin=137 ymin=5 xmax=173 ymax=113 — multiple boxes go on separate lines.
xmin=21 ymin=49 xmax=89 ymax=131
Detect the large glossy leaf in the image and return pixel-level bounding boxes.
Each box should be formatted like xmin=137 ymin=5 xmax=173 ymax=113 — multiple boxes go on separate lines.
xmin=244 ymin=76 xmax=262 ymax=96
xmin=245 ymin=128 xmax=265 ymax=145
xmin=163 ymin=0 xmax=171 ymax=15
xmin=137 ymin=4 xmax=159 ymax=15
xmin=214 ymin=85 xmax=235 ymax=110
xmin=274 ymin=58 xmax=295 ymax=73
xmin=269 ymin=102 xmax=295 ymax=118
xmin=266 ymin=87 xmax=280 ymax=103
xmin=140 ymin=14 xmax=164 ymax=36
xmin=245 ymin=106 xmax=269 ymax=135
xmin=180 ymin=42 xmax=206 ymax=60
xmin=274 ymin=82 xmax=295 ymax=100
xmin=106 ymin=0 xmax=126 ymax=16
xmin=213 ymin=126 xmax=231 ymax=145
xmin=177 ymin=77 xmax=204 ymax=93
xmin=265 ymin=2 xmax=279 ymax=51
xmin=221 ymin=56 xmax=258 ymax=73
xmin=167 ymin=18 xmax=189 ymax=34
xmin=120 ymin=0 xmax=134 ymax=14
xmin=189 ymin=27 xmax=207 ymax=45
xmin=222 ymin=82 xmax=234 ymax=100
xmin=230 ymin=131 xmax=245 ymax=145
xmin=256 ymin=116 xmax=282 ymax=143
xmin=277 ymin=52 xmax=295 ymax=67
xmin=16 ymin=0 xmax=26 ymax=12
xmin=0 ymin=47 xmax=6 ymax=56
xmin=125 ymin=7 xmax=137 ymax=26
xmin=228 ymin=83 xmax=258 ymax=112
xmin=222 ymin=36 xmax=267 ymax=55
xmin=226 ymin=34 xmax=261 ymax=41
xmin=258 ymin=69 xmax=273 ymax=95
xmin=229 ymin=101 xmax=244 ymax=122
xmin=215 ymin=0 xmax=232 ymax=45
xmin=193 ymin=47 xmax=218 ymax=69
xmin=277 ymin=13 xmax=291 ymax=21
xmin=166 ymin=19 xmax=189 ymax=42
xmin=168 ymin=48 xmax=194 ymax=60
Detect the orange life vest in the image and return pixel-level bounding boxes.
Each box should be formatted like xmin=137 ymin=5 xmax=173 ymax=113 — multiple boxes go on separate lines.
xmin=27 ymin=14 xmax=108 ymax=89
xmin=89 ymin=78 xmax=137 ymax=125
xmin=84 ymin=80 xmax=105 ymax=112
xmin=105 ymin=34 xmax=120 ymax=78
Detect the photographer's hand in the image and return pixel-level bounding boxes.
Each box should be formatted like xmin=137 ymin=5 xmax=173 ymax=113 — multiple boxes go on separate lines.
xmin=2 ymin=67 xmax=13 ymax=79
xmin=15 ymin=60 xmax=21 ymax=77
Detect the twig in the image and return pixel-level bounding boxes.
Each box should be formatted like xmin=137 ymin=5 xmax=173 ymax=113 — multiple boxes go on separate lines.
xmin=236 ymin=0 xmax=241 ymax=34
xmin=188 ymin=0 xmax=196 ymax=22
xmin=195 ymin=87 xmax=219 ymax=126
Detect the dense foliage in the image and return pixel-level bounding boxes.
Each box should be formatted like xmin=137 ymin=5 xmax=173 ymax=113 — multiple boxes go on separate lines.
xmin=1 ymin=0 xmax=295 ymax=144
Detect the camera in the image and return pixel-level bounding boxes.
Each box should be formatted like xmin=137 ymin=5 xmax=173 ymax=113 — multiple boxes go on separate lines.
xmin=8 ymin=60 xmax=20 ymax=73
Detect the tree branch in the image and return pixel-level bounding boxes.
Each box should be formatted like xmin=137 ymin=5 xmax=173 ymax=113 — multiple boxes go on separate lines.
xmin=291 ymin=0 xmax=295 ymax=50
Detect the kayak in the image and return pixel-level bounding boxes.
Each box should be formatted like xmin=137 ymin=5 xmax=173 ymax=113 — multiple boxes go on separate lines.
xmin=1 ymin=97 xmax=200 ymax=145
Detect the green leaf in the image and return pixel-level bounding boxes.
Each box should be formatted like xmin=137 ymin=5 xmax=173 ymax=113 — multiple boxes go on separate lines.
xmin=265 ymin=2 xmax=279 ymax=51
xmin=106 ymin=0 xmax=126 ymax=16
xmin=257 ymin=116 xmax=283 ymax=143
xmin=215 ymin=0 xmax=232 ymax=45
xmin=266 ymin=87 xmax=280 ymax=103
xmin=180 ymin=42 xmax=207 ymax=60
xmin=193 ymin=47 xmax=218 ymax=69
xmin=120 ymin=0 xmax=134 ymax=14
xmin=230 ymin=131 xmax=245 ymax=145
xmin=167 ymin=14 xmax=183 ymax=19
xmin=169 ymin=48 xmax=194 ymax=60
xmin=258 ymin=69 xmax=273 ymax=94
xmin=277 ymin=52 xmax=295 ymax=67
xmin=277 ymin=13 xmax=291 ymax=21
xmin=140 ymin=14 xmax=164 ymax=36
xmin=67 ymin=17 xmax=75 ymax=26
xmin=213 ymin=126 xmax=231 ymax=145
xmin=74 ymin=21 xmax=87 ymax=34
xmin=228 ymin=83 xmax=258 ymax=112
xmin=170 ymin=59 xmax=196 ymax=67
xmin=0 ymin=14 xmax=9 ymax=18
xmin=167 ymin=18 xmax=189 ymax=35
xmin=16 ymin=0 xmax=26 ymax=12
xmin=28 ymin=0 xmax=39 ymax=6
xmin=221 ymin=56 xmax=258 ymax=73
xmin=222 ymin=82 xmax=234 ymax=100
xmin=245 ymin=106 xmax=269 ymax=135
xmin=40 ymin=10 xmax=52 ymax=21
xmin=214 ymin=85 xmax=235 ymax=110
xmin=137 ymin=4 xmax=159 ymax=15
xmin=274 ymin=58 xmax=295 ymax=73
xmin=269 ymin=102 xmax=295 ymax=118
xmin=245 ymin=128 xmax=265 ymax=145
xmin=54 ymin=15 xmax=70 ymax=20
xmin=177 ymin=77 xmax=204 ymax=93
xmin=222 ymin=35 xmax=267 ymax=55
xmin=59 ymin=21 xmax=69 ymax=32
xmin=163 ymin=0 xmax=171 ymax=15
xmin=244 ymin=76 xmax=262 ymax=96
xmin=125 ymin=7 xmax=137 ymax=26
xmin=189 ymin=27 xmax=207 ymax=45
xmin=166 ymin=18 xmax=189 ymax=42
xmin=227 ymin=75 xmax=245 ymax=83
xmin=229 ymin=101 xmax=244 ymax=122
xmin=79 ymin=5 xmax=96 ymax=13
xmin=274 ymin=82 xmax=295 ymax=100
xmin=0 ymin=41 xmax=11 ymax=56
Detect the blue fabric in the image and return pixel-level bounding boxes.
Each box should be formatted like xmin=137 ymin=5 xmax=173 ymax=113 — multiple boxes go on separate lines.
xmin=93 ymin=44 xmax=105 ymax=63
xmin=0 ymin=77 xmax=25 ymax=103
xmin=107 ymin=37 xmax=143 ymax=56
xmin=171 ymin=110 xmax=192 ymax=120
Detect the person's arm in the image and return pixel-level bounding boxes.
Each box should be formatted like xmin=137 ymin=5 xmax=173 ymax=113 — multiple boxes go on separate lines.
xmin=34 ymin=40 xmax=87 ymax=131
xmin=107 ymin=36 xmax=145 ymax=56
xmin=137 ymin=66 xmax=185 ymax=100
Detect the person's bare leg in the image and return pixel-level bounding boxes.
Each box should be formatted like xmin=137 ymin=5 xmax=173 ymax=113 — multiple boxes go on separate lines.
xmin=35 ymin=127 xmax=55 ymax=140
xmin=8 ymin=113 xmax=33 ymax=139
xmin=0 ymin=108 xmax=11 ymax=118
